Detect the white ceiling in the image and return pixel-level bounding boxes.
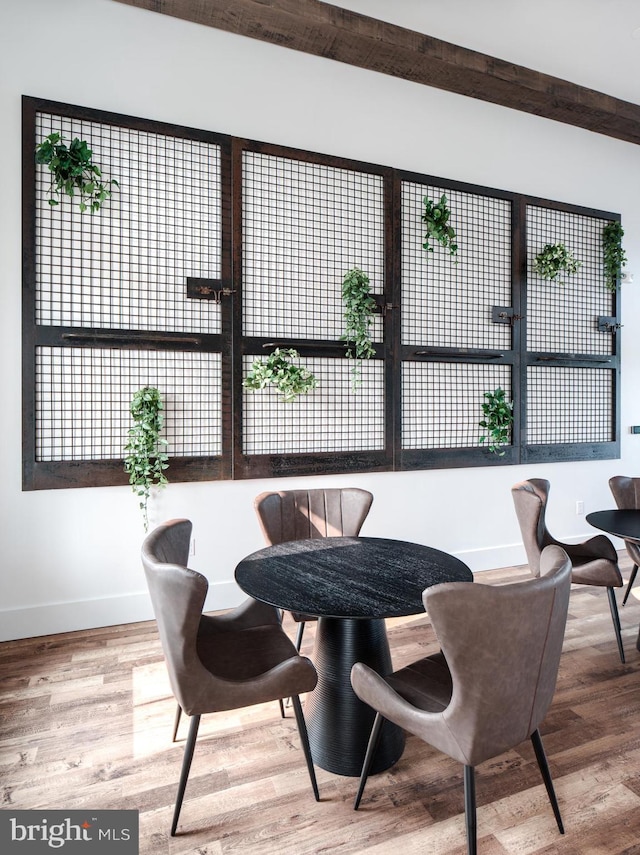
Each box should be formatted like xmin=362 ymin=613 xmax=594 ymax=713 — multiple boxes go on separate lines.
xmin=332 ymin=0 xmax=640 ymax=106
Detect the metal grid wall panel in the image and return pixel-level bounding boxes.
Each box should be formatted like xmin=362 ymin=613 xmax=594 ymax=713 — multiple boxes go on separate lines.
xmin=36 ymin=347 xmax=222 ymax=461
xmin=402 ymin=362 xmax=512 ymax=450
xmin=401 ymin=182 xmax=512 ymax=349
xmin=24 ymin=98 xmax=620 ymax=488
xmin=526 ymin=365 xmax=613 ymax=444
xmin=35 ymin=112 xmax=222 ymax=334
xmin=242 ymin=152 xmax=384 ymax=341
xmin=526 ymin=205 xmax=614 ymax=355
xmin=242 ymin=356 xmax=385 ymax=454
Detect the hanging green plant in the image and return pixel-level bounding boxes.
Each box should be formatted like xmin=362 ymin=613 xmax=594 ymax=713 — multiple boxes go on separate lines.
xmin=243 ymin=348 xmax=318 ymax=403
xmin=421 ymin=193 xmax=458 ymax=259
xmin=341 ymin=267 xmax=377 ymax=392
xmin=124 ymin=387 xmax=169 ymax=531
xmin=35 ymin=132 xmax=119 ymax=213
xmin=602 ymin=221 xmax=627 ymax=293
xmin=533 ymin=243 xmax=581 ymax=282
xmin=479 ymin=387 xmax=513 ymax=456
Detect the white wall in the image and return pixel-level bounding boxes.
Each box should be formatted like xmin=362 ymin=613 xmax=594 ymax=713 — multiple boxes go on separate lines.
xmin=2 ymin=0 xmax=640 ymax=641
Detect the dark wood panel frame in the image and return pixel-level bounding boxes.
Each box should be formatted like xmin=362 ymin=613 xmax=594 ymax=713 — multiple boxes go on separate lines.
xmin=114 ymin=0 xmax=640 ymax=148
xmin=396 ymin=173 xmax=521 ymax=471
xmin=232 ymin=137 xmax=395 ymax=480
xmin=22 ymin=95 xmax=233 ymax=490
xmin=518 ymin=193 xmax=621 ymax=464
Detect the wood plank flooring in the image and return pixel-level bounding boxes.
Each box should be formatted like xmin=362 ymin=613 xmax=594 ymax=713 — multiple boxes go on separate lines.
xmin=2 ymin=558 xmax=640 ymax=854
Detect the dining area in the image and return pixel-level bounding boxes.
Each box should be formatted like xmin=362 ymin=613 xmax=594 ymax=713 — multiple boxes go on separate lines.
xmin=3 ymin=475 xmax=640 ymax=855
xmin=132 ymin=481 xmax=640 ymax=854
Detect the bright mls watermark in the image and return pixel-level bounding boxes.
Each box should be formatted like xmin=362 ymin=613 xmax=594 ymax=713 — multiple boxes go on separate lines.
xmin=0 ymin=811 xmax=138 ymax=853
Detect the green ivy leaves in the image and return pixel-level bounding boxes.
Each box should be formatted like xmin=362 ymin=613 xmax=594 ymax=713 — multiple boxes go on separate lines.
xmin=479 ymin=387 xmax=513 ymax=456
xmin=243 ymin=348 xmax=317 ymax=403
xmin=533 ymin=243 xmax=581 ymax=282
xmin=602 ymin=221 xmax=626 ymax=292
xmin=35 ymin=132 xmax=119 ymax=213
xmin=341 ymin=267 xmax=376 ymax=391
xmin=422 ymin=194 xmax=458 ymax=259
xmin=124 ymin=387 xmax=169 ymax=531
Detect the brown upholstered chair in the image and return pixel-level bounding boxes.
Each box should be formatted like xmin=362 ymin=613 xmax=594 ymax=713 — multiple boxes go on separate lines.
xmin=609 ymin=476 xmax=640 ymax=605
xmin=351 ymin=545 xmax=572 ymax=855
xmin=512 ymin=478 xmax=625 ymax=662
xmin=254 ymin=488 xmax=374 ymax=650
xmin=141 ymin=519 xmax=319 ymax=836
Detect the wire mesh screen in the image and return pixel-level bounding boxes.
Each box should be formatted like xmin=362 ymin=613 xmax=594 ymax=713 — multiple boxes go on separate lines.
xmin=526 ymin=365 xmax=613 ymax=444
xmin=242 ymin=152 xmax=384 ymax=341
xmin=526 ymin=206 xmax=614 ymax=354
xmin=242 ymin=356 xmax=384 ymax=454
xmin=35 ymin=112 xmax=222 ymax=334
xmin=401 ymin=182 xmax=512 ymax=349
xmin=35 ymin=347 xmax=222 ymax=461
xmin=402 ymin=361 xmax=512 ymax=449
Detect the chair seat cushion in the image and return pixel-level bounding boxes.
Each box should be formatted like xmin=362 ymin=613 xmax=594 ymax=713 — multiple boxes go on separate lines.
xmin=570 ymin=556 xmax=623 ymax=587
xmin=197 ymin=624 xmax=300 ymax=681
xmin=386 ymin=652 xmax=452 ymax=713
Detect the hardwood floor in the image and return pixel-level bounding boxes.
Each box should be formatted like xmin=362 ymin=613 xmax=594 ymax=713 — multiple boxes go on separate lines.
xmin=2 ymin=558 xmax=640 ymax=854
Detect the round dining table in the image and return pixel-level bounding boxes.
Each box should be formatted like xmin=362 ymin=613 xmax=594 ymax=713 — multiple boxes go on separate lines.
xmin=234 ymin=536 xmax=473 ymax=777
xmin=587 ymin=509 xmax=640 ymax=650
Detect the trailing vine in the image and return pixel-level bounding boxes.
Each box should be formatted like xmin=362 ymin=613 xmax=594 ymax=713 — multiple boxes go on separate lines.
xmin=341 ymin=267 xmax=377 ymax=391
xmin=35 ymin=132 xmax=119 ymax=213
xmin=243 ymin=348 xmax=317 ymax=403
xmin=602 ymin=221 xmax=627 ymax=292
xmin=479 ymin=387 xmax=513 ymax=456
xmin=533 ymin=243 xmax=581 ymax=282
xmin=421 ymin=193 xmax=458 ymax=259
xmin=124 ymin=387 xmax=169 ymax=531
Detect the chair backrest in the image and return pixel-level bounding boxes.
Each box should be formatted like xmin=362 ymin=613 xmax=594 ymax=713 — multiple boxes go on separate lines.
xmin=511 ymin=478 xmax=555 ymax=576
xmin=141 ymin=519 xmax=212 ymax=713
xmin=423 ymin=544 xmax=572 ymax=767
xmin=254 ymin=488 xmax=373 ymax=545
xmin=609 ymin=475 xmax=640 ymax=511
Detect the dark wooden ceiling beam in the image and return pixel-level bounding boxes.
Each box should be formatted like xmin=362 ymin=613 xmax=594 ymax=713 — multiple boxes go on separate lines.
xmin=114 ymin=0 xmax=640 ymax=146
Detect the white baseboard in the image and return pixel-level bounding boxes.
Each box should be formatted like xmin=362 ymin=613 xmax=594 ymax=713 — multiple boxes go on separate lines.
xmin=457 ymin=533 xmax=625 ymax=574
xmin=455 ymin=543 xmax=528 ymax=573
xmin=1 ymin=535 xmax=617 ymax=642
xmin=0 ymin=581 xmax=242 ymax=642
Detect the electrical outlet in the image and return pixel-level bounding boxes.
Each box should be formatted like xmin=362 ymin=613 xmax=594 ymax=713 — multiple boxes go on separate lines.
xmin=576 ymin=501 xmax=584 ymax=515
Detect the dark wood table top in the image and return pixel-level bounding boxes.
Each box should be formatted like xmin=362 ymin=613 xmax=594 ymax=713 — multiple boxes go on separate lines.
xmin=234 ymin=536 xmax=473 ymax=620
xmin=587 ymin=509 xmax=640 ymax=543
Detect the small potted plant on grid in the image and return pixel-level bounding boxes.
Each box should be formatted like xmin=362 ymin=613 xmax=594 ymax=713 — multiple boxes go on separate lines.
xmin=479 ymin=387 xmax=513 ymax=456
xmin=421 ymin=193 xmax=458 ymax=260
xmin=243 ymin=348 xmax=318 ymax=403
xmin=35 ymin=132 xmax=118 ymax=213
xmin=124 ymin=386 xmax=169 ymax=531
xmin=533 ymin=243 xmax=581 ymax=283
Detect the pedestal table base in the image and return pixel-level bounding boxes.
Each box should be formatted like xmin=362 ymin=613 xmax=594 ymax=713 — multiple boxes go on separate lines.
xmin=304 ymin=616 xmax=405 ymax=777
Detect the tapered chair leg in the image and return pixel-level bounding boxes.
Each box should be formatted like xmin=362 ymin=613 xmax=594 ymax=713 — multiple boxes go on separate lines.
xmin=622 ymin=565 xmax=638 ymax=606
xmin=463 ymin=765 xmax=477 ymax=855
xmin=172 ymin=704 xmax=182 ymax=742
xmin=291 ymin=695 xmax=319 ymax=801
xmin=353 ymin=712 xmax=384 ymax=810
xmin=607 ymin=587 xmax=625 ymax=663
xmin=278 ymin=698 xmax=286 ymax=718
xmin=295 ymin=621 xmax=306 ymax=651
xmin=530 ymin=729 xmax=564 ymax=834
xmin=171 ymin=714 xmax=201 ymax=836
